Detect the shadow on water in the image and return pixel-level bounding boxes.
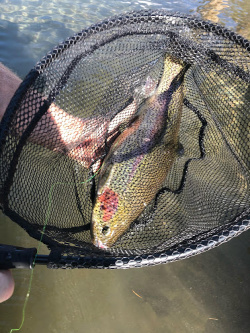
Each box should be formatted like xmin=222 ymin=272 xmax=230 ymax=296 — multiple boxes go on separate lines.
xmin=0 ymin=0 xmax=250 ymax=332
xmin=0 ymin=18 xmax=74 ymax=79
xmin=0 ymin=19 xmax=33 ymax=78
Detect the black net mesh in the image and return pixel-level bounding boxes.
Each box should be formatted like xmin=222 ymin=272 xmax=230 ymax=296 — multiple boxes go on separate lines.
xmin=0 ymin=10 xmax=249 ymax=268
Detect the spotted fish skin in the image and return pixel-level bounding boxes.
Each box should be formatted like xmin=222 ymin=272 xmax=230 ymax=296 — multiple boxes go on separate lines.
xmin=91 ymin=55 xmax=188 ymax=249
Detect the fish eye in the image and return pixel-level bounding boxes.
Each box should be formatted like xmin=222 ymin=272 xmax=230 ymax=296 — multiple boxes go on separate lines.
xmin=102 ymin=225 xmax=110 ymax=236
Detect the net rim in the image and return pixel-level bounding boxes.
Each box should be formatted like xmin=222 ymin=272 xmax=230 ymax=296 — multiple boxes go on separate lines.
xmin=36 ymin=9 xmax=250 ymax=73
xmin=46 ymin=215 xmax=250 ymax=269
xmin=0 ymin=10 xmax=249 ymax=268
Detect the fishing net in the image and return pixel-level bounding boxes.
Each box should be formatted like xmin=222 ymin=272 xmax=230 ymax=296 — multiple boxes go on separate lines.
xmin=0 ymin=10 xmax=249 ymax=269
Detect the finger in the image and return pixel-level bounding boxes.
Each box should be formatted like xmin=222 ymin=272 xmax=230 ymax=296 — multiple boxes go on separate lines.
xmin=0 ymin=270 xmax=15 ymax=303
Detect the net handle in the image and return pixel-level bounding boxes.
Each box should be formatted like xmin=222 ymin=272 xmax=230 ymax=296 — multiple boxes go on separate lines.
xmin=0 ymin=244 xmax=40 ymax=269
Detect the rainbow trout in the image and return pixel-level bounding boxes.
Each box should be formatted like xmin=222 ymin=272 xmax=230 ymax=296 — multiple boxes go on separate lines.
xmin=91 ymin=55 xmax=188 ymax=249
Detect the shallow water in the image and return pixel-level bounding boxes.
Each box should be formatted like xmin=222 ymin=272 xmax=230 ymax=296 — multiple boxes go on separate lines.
xmin=0 ymin=0 xmax=250 ymax=332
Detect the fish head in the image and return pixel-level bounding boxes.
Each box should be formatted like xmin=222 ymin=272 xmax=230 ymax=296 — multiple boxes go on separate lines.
xmin=91 ymin=185 xmax=130 ymax=249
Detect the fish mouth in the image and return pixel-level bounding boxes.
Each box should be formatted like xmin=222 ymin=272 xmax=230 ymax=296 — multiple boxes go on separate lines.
xmin=94 ymin=238 xmax=108 ymax=250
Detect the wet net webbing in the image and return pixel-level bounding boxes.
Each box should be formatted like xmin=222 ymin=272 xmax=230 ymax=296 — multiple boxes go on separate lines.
xmin=0 ymin=10 xmax=249 ymax=268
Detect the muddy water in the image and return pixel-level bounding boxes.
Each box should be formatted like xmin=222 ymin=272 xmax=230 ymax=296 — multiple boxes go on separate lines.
xmin=0 ymin=1 xmax=250 ymax=332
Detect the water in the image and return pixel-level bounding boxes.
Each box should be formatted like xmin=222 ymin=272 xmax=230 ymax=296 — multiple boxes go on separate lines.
xmin=0 ymin=0 xmax=250 ymax=332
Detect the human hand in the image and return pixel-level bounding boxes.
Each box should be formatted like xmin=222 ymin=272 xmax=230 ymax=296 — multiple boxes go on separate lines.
xmin=0 ymin=62 xmax=158 ymax=171
xmin=0 ymin=62 xmax=138 ymax=170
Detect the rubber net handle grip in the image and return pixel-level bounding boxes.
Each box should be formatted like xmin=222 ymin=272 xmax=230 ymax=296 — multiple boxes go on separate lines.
xmin=0 ymin=244 xmax=37 ymax=269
